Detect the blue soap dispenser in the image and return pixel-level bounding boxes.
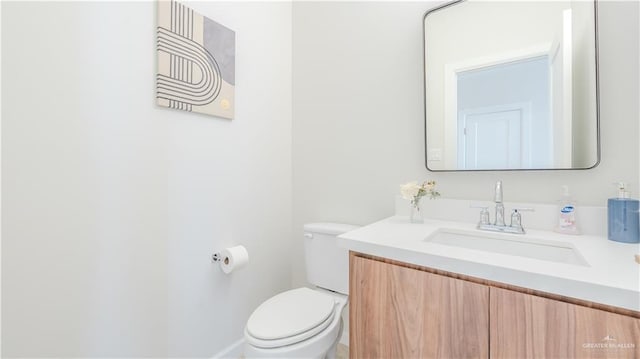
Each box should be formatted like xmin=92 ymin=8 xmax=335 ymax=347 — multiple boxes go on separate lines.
xmin=607 ymin=182 xmax=639 ymax=243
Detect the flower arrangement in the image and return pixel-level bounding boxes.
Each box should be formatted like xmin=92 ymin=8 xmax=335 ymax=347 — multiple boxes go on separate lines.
xmin=400 ymin=180 xmax=441 ymax=210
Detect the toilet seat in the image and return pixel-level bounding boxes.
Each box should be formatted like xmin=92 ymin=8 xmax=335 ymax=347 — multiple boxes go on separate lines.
xmin=245 ymin=288 xmax=338 ymax=349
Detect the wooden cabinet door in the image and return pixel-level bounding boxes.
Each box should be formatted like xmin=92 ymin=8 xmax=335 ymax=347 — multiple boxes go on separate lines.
xmin=349 ymin=254 xmax=489 ymax=359
xmin=490 ymin=287 xmax=640 ymax=359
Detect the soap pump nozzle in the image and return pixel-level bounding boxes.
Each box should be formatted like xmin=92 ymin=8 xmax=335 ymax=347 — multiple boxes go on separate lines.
xmin=614 ymin=182 xmax=629 ymax=199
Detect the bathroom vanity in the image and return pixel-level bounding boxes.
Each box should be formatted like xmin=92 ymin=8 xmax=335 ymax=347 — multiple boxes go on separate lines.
xmin=339 ymin=216 xmax=640 ymax=359
xmin=339 ymin=0 xmax=637 ymax=354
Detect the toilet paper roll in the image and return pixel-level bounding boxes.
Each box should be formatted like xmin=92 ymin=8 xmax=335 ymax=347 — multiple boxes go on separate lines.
xmin=220 ymin=245 xmax=249 ymax=274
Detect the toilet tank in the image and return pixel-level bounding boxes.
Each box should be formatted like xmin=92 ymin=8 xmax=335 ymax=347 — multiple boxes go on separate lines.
xmin=303 ymin=223 xmax=360 ymax=295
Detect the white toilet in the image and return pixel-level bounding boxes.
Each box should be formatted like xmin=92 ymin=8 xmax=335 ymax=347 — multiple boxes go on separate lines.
xmin=244 ymin=223 xmax=359 ymax=359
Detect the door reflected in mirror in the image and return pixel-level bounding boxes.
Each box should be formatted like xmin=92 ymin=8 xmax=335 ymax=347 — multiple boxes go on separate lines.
xmin=424 ymin=0 xmax=599 ymax=171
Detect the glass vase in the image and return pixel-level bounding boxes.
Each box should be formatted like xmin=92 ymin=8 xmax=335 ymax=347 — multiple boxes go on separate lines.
xmin=409 ymin=199 xmax=424 ymax=224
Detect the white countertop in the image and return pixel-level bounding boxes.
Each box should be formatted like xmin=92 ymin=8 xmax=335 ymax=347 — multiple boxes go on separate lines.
xmin=339 ymin=215 xmax=640 ymax=312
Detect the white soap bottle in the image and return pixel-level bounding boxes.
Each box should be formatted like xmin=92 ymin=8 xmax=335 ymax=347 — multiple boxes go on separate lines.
xmin=555 ymin=185 xmax=580 ymax=235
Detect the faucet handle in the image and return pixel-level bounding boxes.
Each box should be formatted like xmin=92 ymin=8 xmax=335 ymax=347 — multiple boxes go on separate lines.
xmin=471 ymin=204 xmax=490 ymax=225
xmin=510 ymin=208 xmax=534 ymax=230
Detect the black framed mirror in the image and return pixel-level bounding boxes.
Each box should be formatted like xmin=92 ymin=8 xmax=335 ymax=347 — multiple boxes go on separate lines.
xmin=424 ymin=0 xmax=600 ymax=171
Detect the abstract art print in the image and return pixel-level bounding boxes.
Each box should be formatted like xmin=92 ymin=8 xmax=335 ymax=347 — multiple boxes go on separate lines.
xmin=156 ymin=0 xmax=235 ymax=119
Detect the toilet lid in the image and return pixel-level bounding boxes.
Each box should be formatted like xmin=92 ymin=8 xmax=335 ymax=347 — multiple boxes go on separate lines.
xmin=246 ymin=287 xmax=336 ymax=341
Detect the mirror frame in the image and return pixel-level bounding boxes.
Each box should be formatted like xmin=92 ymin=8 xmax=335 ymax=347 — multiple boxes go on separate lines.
xmin=423 ymin=0 xmax=601 ymax=172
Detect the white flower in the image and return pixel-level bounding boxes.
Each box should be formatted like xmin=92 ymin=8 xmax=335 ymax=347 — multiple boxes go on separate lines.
xmin=400 ymin=180 xmax=441 ymax=208
xmin=400 ymin=181 xmax=420 ymax=200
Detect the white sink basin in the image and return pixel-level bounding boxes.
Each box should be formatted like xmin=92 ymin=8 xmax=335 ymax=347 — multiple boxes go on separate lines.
xmin=425 ymin=228 xmax=589 ymax=266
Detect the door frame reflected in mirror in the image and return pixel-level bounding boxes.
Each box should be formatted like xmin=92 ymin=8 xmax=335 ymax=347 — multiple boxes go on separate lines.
xmin=423 ymin=0 xmax=600 ymax=172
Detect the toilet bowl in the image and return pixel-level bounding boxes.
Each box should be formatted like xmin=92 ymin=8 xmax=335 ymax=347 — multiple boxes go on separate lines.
xmin=243 ymin=223 xmax=359 ymax=359
xmin=244 ymin=288 xmax=347 ymax=358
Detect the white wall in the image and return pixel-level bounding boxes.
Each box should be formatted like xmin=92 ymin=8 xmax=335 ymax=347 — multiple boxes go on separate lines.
xmin=2 ymin=1 xmax=292 ymax=357
xmin=292 ymin=1 xmax=639 ymax=287
xmin=3 ymin=0 xmax=639 ymax=356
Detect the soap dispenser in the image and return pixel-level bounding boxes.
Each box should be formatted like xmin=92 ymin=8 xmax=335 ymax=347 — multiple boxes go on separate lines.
xmin=607 ymin=182 xmax=640 ymax=243
xmin=555 ymin=185 xmax=579 ymax=235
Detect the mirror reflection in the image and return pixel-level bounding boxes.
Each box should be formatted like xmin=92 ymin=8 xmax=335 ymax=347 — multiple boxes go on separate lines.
xmin=424 ymin=0 xmax=599 ymax=171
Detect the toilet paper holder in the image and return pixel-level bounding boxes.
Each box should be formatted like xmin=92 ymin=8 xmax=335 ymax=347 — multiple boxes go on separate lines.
xmin=212 ymin=246 xmax=249 ymax=274
xmin=211 ymin=252 xmax=226 ymax=264
xmin=211 ymin=252 xmax=232 ymax=265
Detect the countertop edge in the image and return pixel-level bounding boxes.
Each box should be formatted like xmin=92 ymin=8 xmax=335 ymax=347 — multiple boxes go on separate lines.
xmin=338 ymin=231 xmax=640 ymax=313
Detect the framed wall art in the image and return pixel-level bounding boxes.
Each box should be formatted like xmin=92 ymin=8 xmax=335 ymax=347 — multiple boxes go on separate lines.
xmin=157 ymin=0 xmax=235 ymax=119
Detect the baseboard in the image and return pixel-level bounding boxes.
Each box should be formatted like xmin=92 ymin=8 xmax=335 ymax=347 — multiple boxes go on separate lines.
xmin=213 ymin=338 xmax=244 ymax=359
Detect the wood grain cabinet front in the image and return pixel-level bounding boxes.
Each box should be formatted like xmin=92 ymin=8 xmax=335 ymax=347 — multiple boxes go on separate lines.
xmin=490 ymin=287 xmax=640 ymax=359
xmin=349 ymin=252 xmax=640 ymax=359
xmin=349 ymin=254 xmax=489 ymax=359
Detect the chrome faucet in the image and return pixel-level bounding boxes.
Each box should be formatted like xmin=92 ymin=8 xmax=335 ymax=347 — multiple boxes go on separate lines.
xmin=494 ymin=180 xmax=505 ymax=227
xmin=475 ymin=181 xmax=533 ymax=234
